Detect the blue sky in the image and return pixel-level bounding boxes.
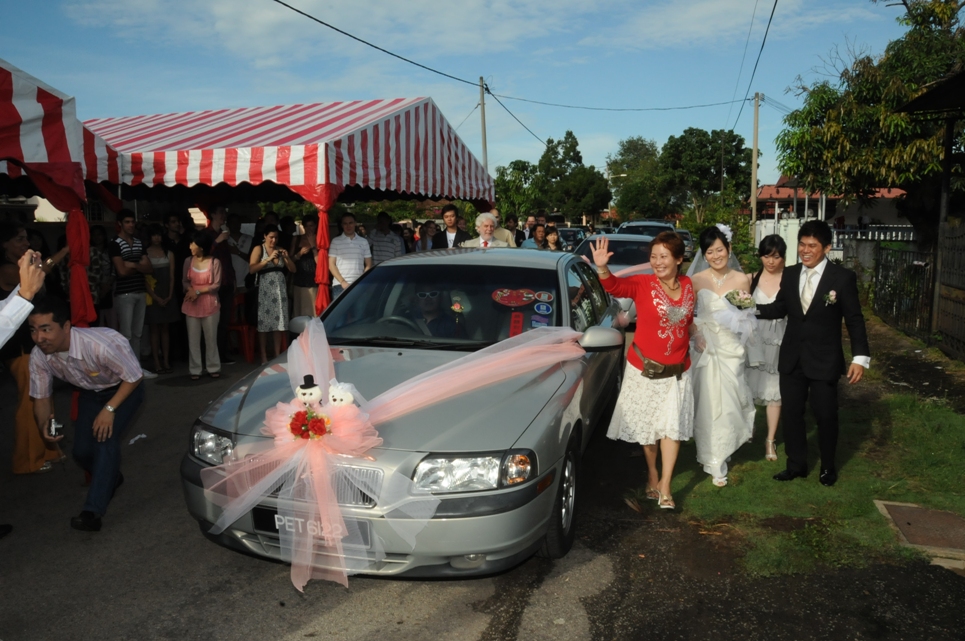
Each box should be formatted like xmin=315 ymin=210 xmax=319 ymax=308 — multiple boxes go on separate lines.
xmin=5 ymin=0 xmax=910 ymax=186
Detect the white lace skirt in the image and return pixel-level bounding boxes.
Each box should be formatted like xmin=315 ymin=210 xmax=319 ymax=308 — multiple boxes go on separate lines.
xmin=606 ymin=363 xmax=694 ymax=445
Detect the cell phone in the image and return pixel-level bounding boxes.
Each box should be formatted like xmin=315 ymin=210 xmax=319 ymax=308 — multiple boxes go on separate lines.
xmin=48 ymin=417 xmax=63 ymax=438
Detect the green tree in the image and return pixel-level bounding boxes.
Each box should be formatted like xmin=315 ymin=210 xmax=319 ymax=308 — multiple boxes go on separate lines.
xmin=606 ymin=136 xmax=668 ymax=220
xmin=537 ymin=131 xmax=611 ymax=222
xmin=776 ymin=0 xmax=965 ymax=245
xmin=494 ymin=160 xmax=546 ymax=216
xmin=660 ymin=127 xmax=753 ymax=224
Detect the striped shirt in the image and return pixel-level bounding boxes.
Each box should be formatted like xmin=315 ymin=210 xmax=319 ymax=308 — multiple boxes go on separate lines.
xmin=29 ymin=327 xmax=143 ymax=398
xmin=329 ymin=233 xmax=371 ymax=285
xmin=108 ymin=236 xmax=146 ymax=295
xmin=369 ymin=230 xmax=404 ymax=265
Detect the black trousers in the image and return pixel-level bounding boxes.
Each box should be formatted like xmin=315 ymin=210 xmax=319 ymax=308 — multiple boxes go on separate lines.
xmin=779 ymin=362 xmax=839 ymax=474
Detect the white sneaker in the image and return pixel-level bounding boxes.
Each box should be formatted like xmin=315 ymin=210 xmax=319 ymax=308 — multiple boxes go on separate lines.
xmin=141 ymin=368 xmax=158 ymax=379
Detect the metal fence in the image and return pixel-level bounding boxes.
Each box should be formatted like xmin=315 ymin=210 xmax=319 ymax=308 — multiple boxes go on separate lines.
xmin=874 ymin=246 xmax=935 ymax=341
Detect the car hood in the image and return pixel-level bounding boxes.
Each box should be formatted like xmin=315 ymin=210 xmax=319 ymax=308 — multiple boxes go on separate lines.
xmin=200 ymin=346 xmax=567 ymax=452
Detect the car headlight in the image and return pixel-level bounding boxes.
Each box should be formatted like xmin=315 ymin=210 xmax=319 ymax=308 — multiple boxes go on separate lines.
xmin=191 ymin=424 xmax=235 ymax=466
xmin=412 ymin=450 xmax=536 ymax=493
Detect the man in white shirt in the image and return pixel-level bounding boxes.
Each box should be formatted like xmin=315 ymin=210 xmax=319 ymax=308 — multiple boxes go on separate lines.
xmin=460 ymin=213 xmax=509 ymax=248
xmin=370 ymin=211 xmax=405 ymax=265
xmin=328 ymin=213 xmax=372 ymax=300
xmin=0 ymin=250 xmax=45 ymax=538
xmin=225 ymin=213 xmax=253 ymax=291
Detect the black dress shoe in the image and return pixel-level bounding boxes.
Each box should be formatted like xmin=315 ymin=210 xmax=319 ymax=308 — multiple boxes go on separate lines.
xmin=773 ymin=469 xmax=808 ymax=482
xmin=0 ymin=523 xmax=11 ymax=539
xmin=819 ymin=468 xmax=838 ymax=486
xmin=70 ymin=511 xmax=102 ymax=532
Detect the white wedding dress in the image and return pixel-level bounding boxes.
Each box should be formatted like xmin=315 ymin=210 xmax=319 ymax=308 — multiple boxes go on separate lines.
xmin=691 ymin=289 xmax=757 ymax=481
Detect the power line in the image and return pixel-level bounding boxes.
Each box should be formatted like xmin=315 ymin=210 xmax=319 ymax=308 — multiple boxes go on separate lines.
xmin=454 ymin=103 xmax=479 ymax=131
xmin=269 ymin=0 xmax=478 ymax=87
xmin=492 ymin=94 xmax=749 ymax=112
xmin=762 ymin=94 xmax=794 ymax=114
xmin=732 ymin=0 xmax=780 ymax=129
xmin=486 ymin=89 xmax=546 ymax=146
xmin=725 ymin=0 xmax=761 ymax=128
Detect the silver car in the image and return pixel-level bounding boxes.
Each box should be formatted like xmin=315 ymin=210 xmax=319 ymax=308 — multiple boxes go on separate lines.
xmin=181 ymin=249 xmax=625 ymax=577
xmin=575 ymin=234 xmax=654 ymax=325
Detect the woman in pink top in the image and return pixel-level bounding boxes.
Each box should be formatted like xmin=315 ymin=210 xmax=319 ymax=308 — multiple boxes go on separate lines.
xmin=182 ymin=232 xmax=222 ymax=380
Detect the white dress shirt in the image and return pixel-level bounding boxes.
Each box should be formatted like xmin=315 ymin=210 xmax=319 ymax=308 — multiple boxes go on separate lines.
xmin=0 ymin=286 xmax=33 ymax=351
xmin=800 ymin=258 xmax=870 ymax=369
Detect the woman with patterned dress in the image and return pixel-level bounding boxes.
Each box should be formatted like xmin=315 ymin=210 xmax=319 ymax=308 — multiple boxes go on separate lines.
xmin=746 ymin=235 xmax=787 ymax=461
xmin=249 ymin=224 xmax=296 ymax=364
xmin=593 ymin=231 xmax=695 ymax=510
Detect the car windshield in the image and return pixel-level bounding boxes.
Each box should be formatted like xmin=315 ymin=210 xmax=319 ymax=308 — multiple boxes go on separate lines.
xmin=577 ymin=238 xmax=652 ymax=267
xmin=618 ymin=225 xmax=669 ymax=237
xmin=323 ymin=264 xmax=562 ymax=349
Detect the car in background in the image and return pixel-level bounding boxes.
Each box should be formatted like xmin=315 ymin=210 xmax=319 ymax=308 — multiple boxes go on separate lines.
xmin=596 ymin=226 xmax=616 ymax=235
xmin=556 ymin=227 xmax=586 ymax=251
xmin=575 ymin=234 xmax=653 ymax=325
xmin=181 ymin=248 xmax=625 ymax=578
xmin=616 ymin=220 xmax=676 ymax=238
xmin=676 ymin=229 xmax=696 ymax=261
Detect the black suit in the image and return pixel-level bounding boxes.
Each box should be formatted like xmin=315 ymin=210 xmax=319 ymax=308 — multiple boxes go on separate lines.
xmin=512 ymin=229 xmax=526 ymax=247
xmin=758 ymin=260 xmax=870 ymax=474
xmin=431 ymin=229 xmax=472 ymax=249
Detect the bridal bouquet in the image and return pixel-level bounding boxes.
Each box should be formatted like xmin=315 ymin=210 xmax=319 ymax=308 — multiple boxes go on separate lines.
xmin=724 ymin=289 xmax=755 ymax=310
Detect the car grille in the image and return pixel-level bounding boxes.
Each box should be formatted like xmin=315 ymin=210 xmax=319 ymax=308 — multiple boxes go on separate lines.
xmin=267 ymin=464 xmax=383 ymax=508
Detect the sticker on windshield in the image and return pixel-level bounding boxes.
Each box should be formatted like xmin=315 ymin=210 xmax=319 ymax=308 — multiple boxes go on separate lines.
xmin=509 ymin=312 xmax=524 ymax=337
xmin=531 ymin=314 xmax=549 ymax=328
xmin=534 ymin=302 xmax=553 ymax=316
xmin=492 ymin=288 xmax=535 ymax=307
xmin=534 ymin=291 xmax=554 ymax=303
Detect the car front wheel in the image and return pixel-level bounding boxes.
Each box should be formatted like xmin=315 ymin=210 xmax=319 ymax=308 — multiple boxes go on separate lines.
xmin=538 ymin=434 xmax=579 ymax=558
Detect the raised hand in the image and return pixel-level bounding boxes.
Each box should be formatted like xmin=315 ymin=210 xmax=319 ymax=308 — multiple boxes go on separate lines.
xmin=589 ymin=237 xmax=613 ymax=268
xmin=17 ymin=250 xmax=46 ymax=300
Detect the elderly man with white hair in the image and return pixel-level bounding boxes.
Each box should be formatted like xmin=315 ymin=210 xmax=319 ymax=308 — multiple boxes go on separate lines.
xmin=460 ymin=213 xmax=509 ymax=248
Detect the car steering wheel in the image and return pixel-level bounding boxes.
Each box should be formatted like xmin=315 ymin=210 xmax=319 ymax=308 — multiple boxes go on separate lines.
xmin=376 ymin=315 xmax=425 ymax=334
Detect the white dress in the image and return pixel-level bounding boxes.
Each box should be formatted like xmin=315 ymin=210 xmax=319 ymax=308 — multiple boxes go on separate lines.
xmin=691 ymin=289 xmax=757 ymax=479
xmin=746 ymin=287 xmax=785 ymax=406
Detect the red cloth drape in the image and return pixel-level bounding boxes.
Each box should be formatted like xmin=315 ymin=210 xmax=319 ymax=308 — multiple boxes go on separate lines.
xmin=289 ymin=184 xmax=341 ymax=315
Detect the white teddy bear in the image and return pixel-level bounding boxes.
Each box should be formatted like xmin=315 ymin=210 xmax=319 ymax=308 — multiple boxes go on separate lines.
xmin=328 ymin=381 xmax=356 ymax=407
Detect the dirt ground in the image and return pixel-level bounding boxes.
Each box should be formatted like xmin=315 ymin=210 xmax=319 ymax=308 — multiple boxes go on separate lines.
xmin=566 ymin=316 xmax=965 ymax=640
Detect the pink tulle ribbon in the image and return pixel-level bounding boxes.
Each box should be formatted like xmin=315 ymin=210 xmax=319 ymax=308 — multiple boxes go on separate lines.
xmin=201 ymin=320 xmax=588 ymax=591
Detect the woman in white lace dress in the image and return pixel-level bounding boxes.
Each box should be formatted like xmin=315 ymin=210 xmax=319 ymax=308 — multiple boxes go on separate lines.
xmin=689 ymin=226 xmax=757 ymax=487
xmin=594 ymin=232 xmax=695 ymax=510
xmin=746 ymin=235 xmax=787 ymax=461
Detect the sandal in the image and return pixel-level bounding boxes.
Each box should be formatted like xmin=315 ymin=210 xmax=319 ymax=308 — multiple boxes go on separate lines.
xmin=765 ymin=440 xmax=778 ymax=461
xmin=712 ymin=477 xmax=728 ymax=487
xmin=645 ymin=485 xmax=660 ymax=501
xmin=209 ymin=372 xmax=221 ymax=379
xmin=658 ymin=492 xmax=675 ymax=510
xmin=190 ymin=374 xmax=201 ymax=381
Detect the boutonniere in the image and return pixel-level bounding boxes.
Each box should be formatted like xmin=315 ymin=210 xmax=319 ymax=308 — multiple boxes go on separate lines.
xmin=824 ymin=290 xmax=837 ymax=306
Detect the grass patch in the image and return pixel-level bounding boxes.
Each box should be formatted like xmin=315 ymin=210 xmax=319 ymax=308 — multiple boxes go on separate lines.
xmin=627 ymin=390 xmax=965 ymax=576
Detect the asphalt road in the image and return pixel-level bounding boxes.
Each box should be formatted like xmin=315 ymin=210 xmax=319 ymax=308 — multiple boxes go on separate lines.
xmin=1 ymin=359 xmax=963 ymax=641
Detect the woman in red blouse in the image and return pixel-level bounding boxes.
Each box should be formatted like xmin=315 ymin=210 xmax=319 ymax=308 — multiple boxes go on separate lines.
xmin=592 ymin=231 xmax=695 ymax=510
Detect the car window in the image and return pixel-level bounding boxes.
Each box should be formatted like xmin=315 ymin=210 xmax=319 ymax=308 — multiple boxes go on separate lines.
xmin=577 ymin=238 xmax=652 ymax=267
xmin=575 ymin=261 xmax=610 ymax=320
xmin=565 ymin=265 xmax=598 ymax=332
xmin=324 ymin=264 xmax=562 ymax=348
xmin=618 ymin=225 xmax=668 ymax=237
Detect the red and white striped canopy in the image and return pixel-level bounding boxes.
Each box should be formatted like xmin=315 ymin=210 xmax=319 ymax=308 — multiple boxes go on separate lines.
xmin=84 ymin=97 xmax=493 ymax=203
xmin=0 ymin=57 xmax=120 ymax=194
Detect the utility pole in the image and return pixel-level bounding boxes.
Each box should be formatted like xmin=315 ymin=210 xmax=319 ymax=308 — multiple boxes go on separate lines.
xmin=479 ymin=77 xmax=488 ymax=172
xmin=751 ymin=92 xmax=760 ymax=226
xmin=720 ymin=134 xmax=725 ymax=207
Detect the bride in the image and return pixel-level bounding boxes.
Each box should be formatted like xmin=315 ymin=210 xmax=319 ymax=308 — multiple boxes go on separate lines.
xmin=688 ymin=225 xmax=758 ymax=486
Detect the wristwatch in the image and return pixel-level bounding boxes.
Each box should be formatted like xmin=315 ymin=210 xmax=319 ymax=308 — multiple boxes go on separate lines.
xmin=195 ymin=289 xmax=201 ymax=296
xmin=104 ymin=404 xmax=116 ymax=414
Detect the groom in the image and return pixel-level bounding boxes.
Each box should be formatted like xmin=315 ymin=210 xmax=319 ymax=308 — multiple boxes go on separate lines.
xmin=757 ymin=220 xmax=870 ymax=486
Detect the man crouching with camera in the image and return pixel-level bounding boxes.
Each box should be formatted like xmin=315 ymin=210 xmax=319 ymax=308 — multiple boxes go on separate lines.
xmin=29 ymin=295 xmax=144 ymax=532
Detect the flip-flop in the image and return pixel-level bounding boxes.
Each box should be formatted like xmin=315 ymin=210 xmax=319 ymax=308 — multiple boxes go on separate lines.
xmin=190 ymin=375 xmax=201 ymax=381
xmin=658 ymin=492 xmax=676 ymax=510
xmin=209 ymin=373 xmax=221 ymax=379
xmin=646 ymin=485 xmax=660 ymax=501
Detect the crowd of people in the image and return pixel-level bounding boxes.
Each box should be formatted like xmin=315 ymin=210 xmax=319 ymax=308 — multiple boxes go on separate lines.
xmin=594 ymin=219 xmax=870 ymax=509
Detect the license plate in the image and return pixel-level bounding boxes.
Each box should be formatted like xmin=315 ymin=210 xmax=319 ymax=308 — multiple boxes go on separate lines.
xmin=252 ymin=507 xmax=371 ymax=549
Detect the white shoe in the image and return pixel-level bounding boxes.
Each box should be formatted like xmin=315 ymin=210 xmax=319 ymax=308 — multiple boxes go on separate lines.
xmin=141 ymin=368 xmax=158 ymax=379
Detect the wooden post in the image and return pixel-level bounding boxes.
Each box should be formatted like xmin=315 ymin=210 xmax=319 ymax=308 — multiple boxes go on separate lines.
xmin=930 ymin=117 xmax=953 ymax=334
xmin=751 ymin=92 xmax=759 ymax=226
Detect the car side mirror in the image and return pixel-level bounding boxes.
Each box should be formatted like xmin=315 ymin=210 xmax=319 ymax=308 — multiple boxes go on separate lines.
xmin=289 ymin=316 xmax=312 ymax=335
xmin=579 ymin=326 xmax=624 ymax=352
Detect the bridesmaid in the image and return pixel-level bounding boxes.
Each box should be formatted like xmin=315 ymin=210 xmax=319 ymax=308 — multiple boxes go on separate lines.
xmin=746 ymin=235 xmax=787 ymax=461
